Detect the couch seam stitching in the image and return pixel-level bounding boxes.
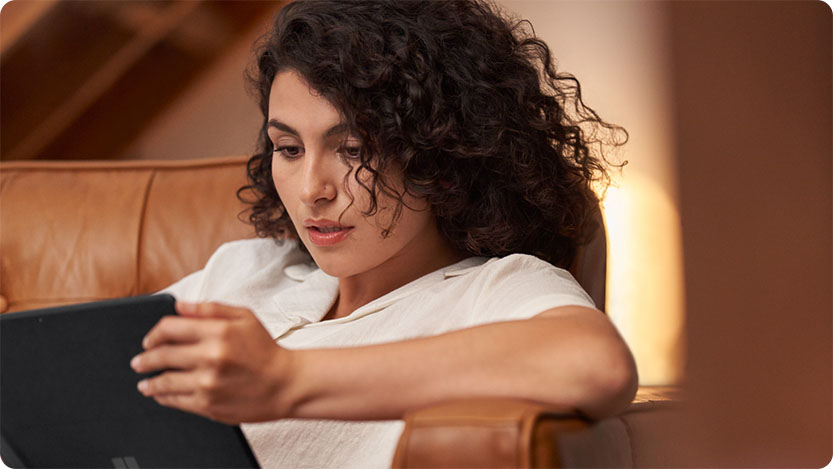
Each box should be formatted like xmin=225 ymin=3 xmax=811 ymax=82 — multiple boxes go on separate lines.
xmin=135 ymin=170 xmax=157 ymax=295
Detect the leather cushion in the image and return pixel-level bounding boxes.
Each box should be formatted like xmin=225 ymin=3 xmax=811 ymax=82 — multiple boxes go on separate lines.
xmin=0 ymin=157 xmax=253 ymax=312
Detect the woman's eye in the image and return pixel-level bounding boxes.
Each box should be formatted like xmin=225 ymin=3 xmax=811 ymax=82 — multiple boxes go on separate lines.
xmin=339 ymin=145 xmax=362 ymax=160
xmin=274 ymin=145 xmax=304 ymax=160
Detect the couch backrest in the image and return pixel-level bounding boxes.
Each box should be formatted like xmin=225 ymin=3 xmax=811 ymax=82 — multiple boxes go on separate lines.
xmin=0 ymin=157 xmax=254 ymax=313
xmin=0 ymin=156 xmax=606 ymax=313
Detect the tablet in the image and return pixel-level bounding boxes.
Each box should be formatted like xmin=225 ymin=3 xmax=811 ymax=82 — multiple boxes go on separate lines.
xmin=0 ymin=294 xmax=259 ymax=468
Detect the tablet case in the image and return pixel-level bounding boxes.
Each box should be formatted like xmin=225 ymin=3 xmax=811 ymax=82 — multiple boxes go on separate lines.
xmin=0 ymin=295 xmax=259 ymax=468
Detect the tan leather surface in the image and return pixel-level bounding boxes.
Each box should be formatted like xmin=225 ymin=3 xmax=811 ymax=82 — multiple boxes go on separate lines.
xmin=138 ymin=161 xmax=253 ymax=293
xmin=0 ymin=156 xmax=254 ymax=312
xmin=531 ymin=419 xmax=589 ymax=468
xmin=393 ymin=399 xmax=577 ymax=468
xmin=1 ymin=168 xmax=152 ymax=310
xmin=393 ymin=386 xmax=680 ymax=468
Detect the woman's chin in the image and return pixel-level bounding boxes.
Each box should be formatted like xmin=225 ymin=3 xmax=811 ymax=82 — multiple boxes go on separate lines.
xmin=306 ymin=251 xmax=364 ymax=279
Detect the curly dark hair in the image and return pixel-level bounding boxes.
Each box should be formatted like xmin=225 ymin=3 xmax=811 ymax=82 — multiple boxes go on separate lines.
xmin=239 ymin=0 xmax=626 ymax=269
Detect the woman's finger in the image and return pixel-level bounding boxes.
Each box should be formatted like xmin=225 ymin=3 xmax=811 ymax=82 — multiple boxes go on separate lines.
xmin=131 ymin=343 xmax=205 ymax=374
xmin=142 ymin=315 xmax=222 ymax=349
xmin=175 ymin=301 xmax=250 ymax=320
xmin=138 ymin=369 xmax=201 ymax=396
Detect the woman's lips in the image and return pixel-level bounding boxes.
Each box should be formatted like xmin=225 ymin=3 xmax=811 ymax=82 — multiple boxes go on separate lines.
xmin=304 ymin=220 xmax=354 ymax=246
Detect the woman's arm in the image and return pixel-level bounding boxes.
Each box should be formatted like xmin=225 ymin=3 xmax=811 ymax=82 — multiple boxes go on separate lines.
xmin=131 ymin=302 xmax=637 ymax=424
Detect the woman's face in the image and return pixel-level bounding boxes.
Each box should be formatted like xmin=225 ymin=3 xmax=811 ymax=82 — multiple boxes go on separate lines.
xmin=267 ymin=70 xmax=442 ymax=278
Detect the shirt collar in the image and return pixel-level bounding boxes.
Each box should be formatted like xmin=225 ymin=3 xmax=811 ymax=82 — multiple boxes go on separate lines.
xmin=295 ymin=256 xmax=488 ymax=329
xmin=261 ymin=267 xmax=338 ymax=338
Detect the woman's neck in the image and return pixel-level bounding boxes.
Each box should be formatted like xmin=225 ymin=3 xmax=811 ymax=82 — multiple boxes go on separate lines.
xmin=324 ymin=230 xmax=465 ymax=321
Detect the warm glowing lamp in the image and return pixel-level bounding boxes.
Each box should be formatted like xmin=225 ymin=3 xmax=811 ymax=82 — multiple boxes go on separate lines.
xmin=602 ymin=172 xmax=685 ymax=385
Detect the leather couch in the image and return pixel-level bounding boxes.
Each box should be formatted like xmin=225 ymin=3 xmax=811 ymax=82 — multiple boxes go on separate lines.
xmin=0 ymin=156 xmax=680 ymax=468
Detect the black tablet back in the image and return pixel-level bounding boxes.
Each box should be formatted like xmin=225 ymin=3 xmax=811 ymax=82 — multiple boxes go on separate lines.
xmin=0 ymin=295 xmax=259 ymax=468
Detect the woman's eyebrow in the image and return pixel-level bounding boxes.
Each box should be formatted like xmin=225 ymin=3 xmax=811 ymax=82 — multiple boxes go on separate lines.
xmin=267 ymin=119 xmax=348 ymax=138
xmin=267 ymin=119 xmax=299 ymax=136
xmin=324 ymin=123 xmax=348 ymax=138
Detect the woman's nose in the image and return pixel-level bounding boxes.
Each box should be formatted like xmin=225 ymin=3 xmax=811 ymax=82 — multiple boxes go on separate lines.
xmin=299 ymin=152 xmax=337 ymax=206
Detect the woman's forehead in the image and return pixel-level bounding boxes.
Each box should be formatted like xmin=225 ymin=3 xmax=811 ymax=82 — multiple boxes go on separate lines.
xmin=268 ymin=70 xmax=343 ymax=135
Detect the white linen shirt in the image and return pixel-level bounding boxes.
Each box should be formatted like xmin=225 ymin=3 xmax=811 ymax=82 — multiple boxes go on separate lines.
xmin=161 ymin=238 xmax=595 ymax=468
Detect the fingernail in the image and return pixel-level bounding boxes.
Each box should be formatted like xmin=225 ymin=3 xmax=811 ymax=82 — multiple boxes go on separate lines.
xmin=130 ymin=355 xmax=141 ymax=370
xmin=137 ymin=380 xmax=148 ymax=394
xmin=142 ymin=336 xmax=149 ymax=349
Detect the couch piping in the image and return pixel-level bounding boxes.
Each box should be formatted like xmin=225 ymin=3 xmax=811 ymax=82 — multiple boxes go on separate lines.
xmin=0 ymin=156 xmax=249 ymax=171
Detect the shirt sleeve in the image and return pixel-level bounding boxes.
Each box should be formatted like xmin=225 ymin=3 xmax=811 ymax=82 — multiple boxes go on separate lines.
xmin=157 ymin=268 xmax=205 ymax=301
xmin=154 ymin=238 xmax=299 ymax=304
xmin=153 ymin=238 xmax=262 ymax=301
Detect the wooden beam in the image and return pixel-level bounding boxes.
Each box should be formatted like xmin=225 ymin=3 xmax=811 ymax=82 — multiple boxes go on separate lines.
xmin=4 ymin=0 xmax=203 ymax=161
xmin=0 ymin=0 xmax=58 ymax=57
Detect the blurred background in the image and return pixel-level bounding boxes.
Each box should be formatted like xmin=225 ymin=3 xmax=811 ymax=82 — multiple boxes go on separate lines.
xmin=1 ymin=0 xmax=830 ymax=466
xmin=0 ymin=0 xmax=281 ymax=161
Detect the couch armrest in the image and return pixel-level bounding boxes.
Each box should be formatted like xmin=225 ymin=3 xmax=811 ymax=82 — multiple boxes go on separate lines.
xmin=392 ymin=398 xmax=585 ymax=468
xmin=392 ymin=386 xmax=681 ymax=468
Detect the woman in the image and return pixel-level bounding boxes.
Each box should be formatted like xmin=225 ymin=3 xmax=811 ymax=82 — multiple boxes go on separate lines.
xmin=130 ymin=0 xmax=637 ymax=466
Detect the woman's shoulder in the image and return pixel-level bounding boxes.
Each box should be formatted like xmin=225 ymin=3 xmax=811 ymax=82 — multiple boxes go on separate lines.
xmin=211 ymin=237 xmax=296 ymax=256
xmin=473 ymin=252 xmax=577 ymax=282
xmin=202 ymin=237 xmax=308 ymax=273
xmin=452 ymin=253 xmax=596 ymax=311
xmin=161 ymin=237 xmax=311 ymax=301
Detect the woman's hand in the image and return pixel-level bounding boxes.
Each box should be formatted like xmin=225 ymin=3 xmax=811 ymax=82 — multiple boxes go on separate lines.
xmin=130 ymin=301 xmax=295 ymax=425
